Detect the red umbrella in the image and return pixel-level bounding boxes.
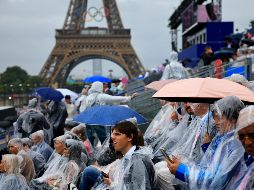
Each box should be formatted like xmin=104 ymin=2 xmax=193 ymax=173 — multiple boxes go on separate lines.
xmin=153 ymin=77 xmax=254 ymax=104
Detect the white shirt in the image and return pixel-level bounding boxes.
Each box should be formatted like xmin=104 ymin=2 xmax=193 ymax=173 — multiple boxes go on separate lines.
xmin=121 ymin=145 xmax=136 ymax=170
xmin=124 ymin=145 xmax=136 ymax=161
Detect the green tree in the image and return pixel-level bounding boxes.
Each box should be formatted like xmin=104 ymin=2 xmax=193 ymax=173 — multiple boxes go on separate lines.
xmin=1 ymin=66 xmax=29 ymax=84
xmin=0 ymin=66 xmax=45 ymax=93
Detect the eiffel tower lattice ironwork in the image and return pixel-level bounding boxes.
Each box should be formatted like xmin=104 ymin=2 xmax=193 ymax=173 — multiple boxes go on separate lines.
xmin=39 ymin=0 xmax=146 ymax=87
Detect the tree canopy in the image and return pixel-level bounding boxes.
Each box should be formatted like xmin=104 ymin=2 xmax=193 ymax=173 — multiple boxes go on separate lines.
xmin=0 ymin=66 xmax=44 ymax=93
xmin=1 ymin=66 xmax=29 ymax=84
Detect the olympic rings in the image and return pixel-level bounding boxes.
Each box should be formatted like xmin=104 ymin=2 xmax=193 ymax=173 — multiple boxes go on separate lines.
xmin=82 ymin=6 xmax=110 ymax=22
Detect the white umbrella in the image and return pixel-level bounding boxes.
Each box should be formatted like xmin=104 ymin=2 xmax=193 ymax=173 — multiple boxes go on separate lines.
xmin=56 ymin=88 xmax=78 ymax=102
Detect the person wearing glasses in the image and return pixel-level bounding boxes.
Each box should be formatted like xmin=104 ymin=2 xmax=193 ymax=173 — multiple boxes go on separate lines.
xmin=226 ymin=105 xmax=254 ymax=190
xmin=167 ymin=96 xmax=245 ymax=190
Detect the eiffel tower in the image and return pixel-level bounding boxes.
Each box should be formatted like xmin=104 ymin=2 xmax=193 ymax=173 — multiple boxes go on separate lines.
xmin=39 ymin=0 xmax=146 ymax=87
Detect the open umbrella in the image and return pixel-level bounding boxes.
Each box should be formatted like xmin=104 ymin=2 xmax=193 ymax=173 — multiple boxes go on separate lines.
xmin=83 ymin=75 xmax=112 ymax=83
xmin=73 ymin=105 xmax=148 ymax=126
xmin=153 ymin=77 xmax=254 ymax=104
xmin=145 ymin=79 xmax=177 ymax=91
xmin=36 ymin=87 xmax=64 ymax=102
xmin=241 ymin=38 xmax=254 ymax=46
xmin=56 ymin=88 xmax=78 ymax=102
xmin=213 ymin=49 xmax=234 ymax=60
xmin=225 ymin=33 xmax=243 ymax=41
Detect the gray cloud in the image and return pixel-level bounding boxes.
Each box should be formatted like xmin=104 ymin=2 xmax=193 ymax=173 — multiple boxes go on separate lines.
xmin=0 ymin=0 xmax=253 ymax=77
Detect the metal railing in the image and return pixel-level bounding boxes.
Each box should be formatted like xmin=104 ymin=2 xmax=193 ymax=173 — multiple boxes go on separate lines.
xmin=190 ymin=58 xmax=252 ymax=80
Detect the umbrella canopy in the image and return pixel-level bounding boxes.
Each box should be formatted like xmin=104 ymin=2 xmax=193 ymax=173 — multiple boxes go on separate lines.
xmin=225 ymin=33 xmax=243 ymax=40
xmin=213 ymin=49 xmax=234 ymax=60
xmin=153 ymin=77 xmax=254 ymax=104
xmin=56 ymin=88 xmax=78 ymax=102
xmin=145 ymin=79 xmax=177 ymax=91
xmin=241 ymin=38 xmax=254 ymax=46
xmin=73 ymin=105 xmax=148 ymax=126
xmin=83 ymin=75 xmax=112 ymax=83
xmin=36 ymin=87 xmax=64 ymax=102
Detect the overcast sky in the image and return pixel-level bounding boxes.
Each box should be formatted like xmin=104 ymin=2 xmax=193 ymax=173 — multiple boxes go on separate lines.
xmin=0 ymin=0 xmax=253 ymax=77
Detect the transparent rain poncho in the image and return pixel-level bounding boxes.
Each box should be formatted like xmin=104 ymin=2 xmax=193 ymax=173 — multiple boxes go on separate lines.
xmin=170 ymin=109 xmax=215 ymax=163
xmin=161 ymin=51 xmax=190 ymax=80
xmin=27 ymin=150 xmax=46 ymax=178
xmin=54 ymin=139 xmax=85 ymax=189
xmin=0 ymin=154 xmax=30 ymax=190
xmin=144 ymin=103 xmax=175 ymax=147
xmin=236 ymin=105 xmax=254 ymax=131
xmin=47 ymin=101 xmax=68 ymax=130
xmin=155 ymin=104 xmax=215 ymax=190
xmin=92 ymin=159 xmax=123 ymax=190
xmin=31 ymin=130 xmax=53 ymax=162
xmin=16 ymin=109 xmax=50 ymax=138
xmin=64 ymin=139 xmax=86 ymax=170
xmin=33 ymin=135 xmax=71 ymax=183
xmin=94 ymin=136 xmax=121 ymax=166
xmin=31 ymin=139 xmax=84 ymax=190
xmin=41 ymin=152 xmax=68 ymax=182
xmin=100 ymin=146 xmax=156 ymax=190
xmin=227 ymin=73 xmax=251 ymax=88
xmin=181 ymin=96 xmax=245 ymax=190
xmin=250 ymin=81 xmax=254 ymax=91
xmin=152 ymin=112 xmax=192 ymax=162
xmin=86 ymin=81 xmax=131 ymax=108
xmin=8 ymin=138 xmax=35 ymax=182
xmin=22 ymin=137 xmax=46 ymax=177
xmin=226 ymin=105 xmax=254 ymax=190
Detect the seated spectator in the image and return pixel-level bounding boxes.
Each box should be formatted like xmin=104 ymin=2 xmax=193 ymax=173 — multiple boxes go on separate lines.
xmin=33 ymin=134 xmax=72 ymax=185
xmin=167 ymin=96 xmax=245 ymax=189
xmin=0 ymin=154 xmax=30 ymax=190
xmin=22 ymin=138 xmax=45 ymax=178
xmin=226 ymin=105 xmax=254 ymax=189
xmin=8 ymin=138 xmax=35 ymax=182
xmin=30 ymin=139 xmax=85 ymax=190
xmin=80 ymin=121 xmax=156 ymax=190
xmin=64 ymin=119 xmax=79 ymax=132
xmin=71 ymin=124 xmax=93 ymax=157
xmin=31 ymin=130 xmax=53 ymax=162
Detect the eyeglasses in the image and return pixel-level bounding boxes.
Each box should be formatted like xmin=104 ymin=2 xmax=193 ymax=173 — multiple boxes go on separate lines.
xmin=238 ymin=133 xmax=254 ymax=141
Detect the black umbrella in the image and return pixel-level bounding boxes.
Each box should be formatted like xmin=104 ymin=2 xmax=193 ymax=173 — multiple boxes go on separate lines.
xmin=225 ymin=33 xmax=243 ymax=40
xmin=241 ymin=38 xmax=254 ymax=46
xmin=213 ymin=49 xmax=234 ymax=60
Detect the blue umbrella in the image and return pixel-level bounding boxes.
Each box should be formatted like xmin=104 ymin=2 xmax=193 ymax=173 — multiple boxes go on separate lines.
xmin=36 ymin=87 xmax=64 ymax=102
xmin=73 ymin=105 xmax=148 ymax=126
xmin=83 ymin=75 xmax=112 ymax=83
